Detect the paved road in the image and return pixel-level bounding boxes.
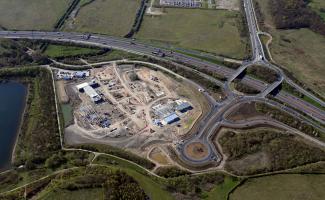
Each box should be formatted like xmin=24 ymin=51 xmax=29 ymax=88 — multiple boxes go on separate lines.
xmin=0 ymin=31 xmax=322 ymax=122
xmin=0 ymin=30 xmax=324 ymax=167
xmin=0 ymin=0 xmax=324 ymax=168
xmin=244 ymin=0 xmax=325 ymax=107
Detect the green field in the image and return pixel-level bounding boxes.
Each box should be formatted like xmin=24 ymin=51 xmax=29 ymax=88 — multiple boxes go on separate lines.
xmin=85 ymin=49 xmax=144 ymax=63
xmin=230 ymin=174 xmax=325 ymax=200
xmin=61 ymin=103 xmax=74 ymax=126
xmin=34 ymin=164 xmax=173 ymax=200
xmin=204 ymin=177 xmax=240 ymax=200
xmin=270 ymin=29 xmax=325 ymax=96
xmin=256 ymin=0 xmax=325 ymax=96
xmin=125 ymin=169 xmax=173 ymax=200
xmin=0 ymin=0 xmax=72 ymax=30
xmin=64 ymin=0 xmax=141 ymax=36
xmin=45 ymin=45 xmax=100 ymax=58
xmin=136 ymin=8 xmax=249 ymax=59
xmin=37 ymin=188 xmax=104 ymax=200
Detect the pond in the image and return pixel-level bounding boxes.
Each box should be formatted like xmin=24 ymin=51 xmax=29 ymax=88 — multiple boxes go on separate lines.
xmin=0 ymin=82 xmax=27 ymax=171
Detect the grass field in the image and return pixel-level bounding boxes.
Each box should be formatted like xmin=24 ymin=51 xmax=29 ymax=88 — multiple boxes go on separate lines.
xmin=0 ymin=0 xmax=73 ymax=30
xmin=136 ymin=8 xmax=249 ymax=59
xmin=204 ymin=177 xmax=240 ymax=200
xmin=61 ymin=103 xmax=74 ymax=126
xmin=230 ymin=174 xmax=325 ymax=200
xmin=85 ymin=50 xmax=144 ymax=63
xmin=270 ymin=29 xmax=325 ymax=96
xmin=44 ymin=45 xmax=100 ymax=58
xmin=256 ymin=0 xmax=325 ymax=96
xmin=93 ymin=155 xmax=173 ymax=200
xmin=37 ymin=188 xmax=104 ymax=200
xmin=64 ymin=0 xmax=141 ymax=36
xmin=125 ymin=169 xmax=173 ymax=200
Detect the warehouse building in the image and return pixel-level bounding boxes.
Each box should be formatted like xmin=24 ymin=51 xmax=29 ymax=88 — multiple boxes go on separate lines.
xmin=162 ymin=113 xmax=180 ymax=125
xmin=176 ymin=102 xmax=192 ymax=113
xmin=76 ymin=82 xmax=102 ymax=103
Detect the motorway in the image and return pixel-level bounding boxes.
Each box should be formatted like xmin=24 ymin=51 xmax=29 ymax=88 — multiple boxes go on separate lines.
xmin=0 ymin=0 xmax=324 ymax=168
xmin=0 ymin=31 xmax=323 ymax=122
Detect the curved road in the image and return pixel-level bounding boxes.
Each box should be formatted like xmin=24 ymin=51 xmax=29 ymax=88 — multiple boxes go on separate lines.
xmin=0 ymin=31 xmax=323 ymax=122
xmin=0 ymin=0 xmax=324 ymax=168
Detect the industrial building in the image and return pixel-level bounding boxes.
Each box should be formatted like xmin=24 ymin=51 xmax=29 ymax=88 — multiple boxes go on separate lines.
xmin=152 ymin=103 xmax=175 ymax=118
xmin=76 ymin=81 xmax=102 ymax=103
xmin=176 ymin=102 xmax=192 ymax=113
xmin=152 ymin=99 xmax=193 ymax=126
xmin=162 ymin=113 xmax=180 ymax=125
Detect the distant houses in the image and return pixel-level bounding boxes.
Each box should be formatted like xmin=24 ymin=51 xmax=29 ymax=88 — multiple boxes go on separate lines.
xmin=159 ymin=0 xmax=202 ymax=8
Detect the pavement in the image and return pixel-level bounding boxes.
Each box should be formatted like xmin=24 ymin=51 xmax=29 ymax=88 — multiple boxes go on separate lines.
xmin=0 ymin=0 xmax=324 ymax=169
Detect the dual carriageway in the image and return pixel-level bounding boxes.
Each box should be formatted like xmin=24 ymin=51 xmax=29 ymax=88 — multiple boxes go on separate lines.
xmin=0 ymin=0 xmax=324 ymax=168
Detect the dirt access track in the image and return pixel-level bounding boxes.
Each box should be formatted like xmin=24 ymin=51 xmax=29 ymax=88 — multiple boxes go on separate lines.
xmin=61 ymin=61 xmax=204 ymax=159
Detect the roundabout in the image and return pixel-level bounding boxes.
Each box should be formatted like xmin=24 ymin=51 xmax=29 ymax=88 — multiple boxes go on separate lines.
xmin=185 ymin=142 xmax=209 ymax=160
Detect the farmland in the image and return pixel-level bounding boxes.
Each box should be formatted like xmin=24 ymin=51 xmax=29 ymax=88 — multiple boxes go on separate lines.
xmin=136 ymin=8 xmax=249 ymax=59
xmin=64 ymin=0 xmax=141 ymax=37
xmin=255 ymin=0 xmax=325 ymax=96
xmin=230 ymin=174 xmax=325 ymax=200
xmin=0 ymin=0 xmax=73 ymax=30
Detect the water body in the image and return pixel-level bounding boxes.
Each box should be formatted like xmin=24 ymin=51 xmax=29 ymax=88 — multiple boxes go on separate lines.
xmin=0 ymin=82 xmax=27 ymax=171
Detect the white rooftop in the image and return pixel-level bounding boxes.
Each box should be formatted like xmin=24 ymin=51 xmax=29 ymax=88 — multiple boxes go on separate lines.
xmin=83 ymin=85 xmax=98 ymax=98
xmin=76 ymin=82 xmax=89 ymax=90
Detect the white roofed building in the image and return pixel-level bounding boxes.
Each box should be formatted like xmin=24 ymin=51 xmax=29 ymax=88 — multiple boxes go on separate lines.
xmin=76 ymin=82 xmax=102 ymax=103
xmin=76 ymin=82 xmax=89 ymax=91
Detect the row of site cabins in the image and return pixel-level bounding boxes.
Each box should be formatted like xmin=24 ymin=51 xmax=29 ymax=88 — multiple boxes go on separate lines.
xmin=58 ymin=69 xmax=162 ymax=100
xmin=159 ymin=0 xmax=202 ymax=8
xmin=56 ymin=70 xmax=90 ymax=80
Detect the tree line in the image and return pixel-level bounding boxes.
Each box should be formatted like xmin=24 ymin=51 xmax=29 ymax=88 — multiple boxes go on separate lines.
xmin=269 ymin=0 xmax=325 ymax=35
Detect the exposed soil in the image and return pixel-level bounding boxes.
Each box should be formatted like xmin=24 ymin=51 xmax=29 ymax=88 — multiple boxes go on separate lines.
xmin=216 ymin=0 xmax=240 ymax=11
xmin=185 ymin=142 xmax=209 ymax=160
xmin=149 ymin=147 xmax=171 ymax=165
xmin=56 ymin=80 xmax=69 ymax=103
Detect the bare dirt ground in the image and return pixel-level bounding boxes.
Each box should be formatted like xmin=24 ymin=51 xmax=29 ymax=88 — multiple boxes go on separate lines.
xmin=56 ymin=80 xmax=69 ymax=103
xmin=185 ymin=142 xmax=209 ymax=160
xmin=148 ymin=147 xmax=172 ymax=165
xmin=62 ymin=63 xmax=203 ymax=161
xmin=216 ymin=0 xmax=240 ymax=11
xmin=146 ymin=0 xmax=165 ymax=16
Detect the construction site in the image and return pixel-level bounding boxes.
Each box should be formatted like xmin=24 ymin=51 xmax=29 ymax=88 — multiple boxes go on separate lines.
xmin=57 ymin=62 xmax=203 ymax=159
